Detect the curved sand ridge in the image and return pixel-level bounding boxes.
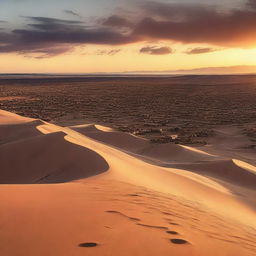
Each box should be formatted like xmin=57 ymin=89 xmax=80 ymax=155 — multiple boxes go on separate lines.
xmin=38 ymin=122 xmax=256 ymax=219
xmin=170 ymin=159 xmax=256 ymax=189
xmin=0 ymin=113 xmax=108 ymax=183
xmin=0 ymin=109 xmax=35 ymax=124
xmin=0 ymin=110 xmax=256 ymax=256
xmin=71 ymin=124 xmax=216 ymax=163
xmin=71 ymin=124 xmax=256 ymax=189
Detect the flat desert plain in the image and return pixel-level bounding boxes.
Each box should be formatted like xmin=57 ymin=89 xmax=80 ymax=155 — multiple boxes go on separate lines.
xmin=0 ymin=75 xmax=255 ymax=256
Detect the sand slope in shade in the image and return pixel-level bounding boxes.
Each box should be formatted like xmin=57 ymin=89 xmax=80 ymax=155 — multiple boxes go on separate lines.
xmin=0 ymin=120 xmax=43 ymax=145
xmin=0 ymin=116 xmax=108 ymax=183
xmin=72 ymin=124 xmax=216 ymax=162
xmin=169 ymin=159 xmax=256 ymax=188
xmin=0 ymin=110 xmax=255 ymax=256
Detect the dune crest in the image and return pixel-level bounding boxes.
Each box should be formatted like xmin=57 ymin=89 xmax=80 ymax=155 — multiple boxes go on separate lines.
xmin=0 ymin=114 xmax=109 ymax=184
xmin=0 ymin=109 xmax=34 ymax=124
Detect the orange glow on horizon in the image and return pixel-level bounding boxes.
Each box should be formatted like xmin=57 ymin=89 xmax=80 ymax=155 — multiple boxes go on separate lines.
xmin=1 ymin=43 xmax=256 ymax=73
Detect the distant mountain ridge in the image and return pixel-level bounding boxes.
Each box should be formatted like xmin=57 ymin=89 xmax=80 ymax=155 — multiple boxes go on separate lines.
xmin=124 ymin=65 xmax=256 ymax=75
xmin=1 ymin=65 xmax=256 ymax=76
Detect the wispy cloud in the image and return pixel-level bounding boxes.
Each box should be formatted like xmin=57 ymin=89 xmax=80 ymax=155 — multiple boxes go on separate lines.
xmin=64 ymin=10 xmax=81 ymax=18
xmin=102 ymin=15 xmax=133 ymax=28
xmin=96 ymin=49 xmax=121 ymax=55
xmin=185 ymin=47 xmax=219 ymax=55
xmin=140 ymin=46 xmax=173 ymax=55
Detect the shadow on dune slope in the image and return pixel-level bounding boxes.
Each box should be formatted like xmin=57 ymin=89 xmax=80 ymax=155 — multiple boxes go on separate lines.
xmin=0 ymin=131 xmax=109 ymax=184
xmin=169 ymin=160 xmax=256 ymax=189
xmin=71 ymin=124 xmax=215 ymax=163
xmin=0 ymin=120 xmax=43 ymax=145
xmin=71 ymin=124 xmax=256 ymax=191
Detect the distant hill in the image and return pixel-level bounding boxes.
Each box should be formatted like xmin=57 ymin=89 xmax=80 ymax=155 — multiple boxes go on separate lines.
xmin=173 ymin=65 xmax=256 ymax=74
xmin=124 ymin=65 xmax=256 ymax=75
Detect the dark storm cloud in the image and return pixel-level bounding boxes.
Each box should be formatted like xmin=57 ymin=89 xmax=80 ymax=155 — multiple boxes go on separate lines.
xmin=0 ymin=16 xmax=135 ymax=57
xmin=2 ymin=1 xmax=256 ymax=57
xmin=0 ymin=31 xmax=15 ymax=43
xmin=23 ymin=16 xmax=83 ymax=30
xmin=185 ymin=47 xmax=218 ymax=54
xmin=132 ymin=2 xmax=256 ymax=47
xmin=140 ymin=46 xmax=173 ymax=55
xmin=141 ymin=1 xmax=217 ymax=21
xmin=24 ymin=16 xmax=82 ymax=24
xmin=247 ymin=0 xmax=256 ymax=8
xmin=12 ymin=27 xmax=134 ymax=45
xmin=103 ymin=15 xmax=133 ymax=28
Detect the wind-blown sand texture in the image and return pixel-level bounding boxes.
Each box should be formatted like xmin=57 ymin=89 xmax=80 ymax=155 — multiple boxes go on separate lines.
xmin=0 ymin=109 xmax=255 ymax=256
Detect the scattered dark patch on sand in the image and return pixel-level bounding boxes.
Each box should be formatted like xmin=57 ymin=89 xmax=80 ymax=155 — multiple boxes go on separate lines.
xmin=127 ymin=193 xmax=141 ymax=197
xmin=166 ymin=230 xmax=179 ymax=235
xmin=170 ymin=239 xmax=189 ymax=244
xmin=78 ymin=242 xmax=98 ymax=247
xmin=169 ymin=222 xmax=180 ymax=226
xmin=136 ymin=223 xmax=168 ymax=230
xmin=105 ymin=210 xmax=141 ymax=221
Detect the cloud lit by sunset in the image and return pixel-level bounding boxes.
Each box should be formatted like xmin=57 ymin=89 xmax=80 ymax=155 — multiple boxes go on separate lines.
xmin=1 ymin=0 xmax=256 ymax=73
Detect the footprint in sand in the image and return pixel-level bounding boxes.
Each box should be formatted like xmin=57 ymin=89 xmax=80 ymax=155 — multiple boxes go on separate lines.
xmin=170 ymin=239 xmax=189 ymax=244
xmin=169 ymin=222 xmax=180 ymax=226
xmin=162 ymin=212 xmax=173 ymax=216
xmin=136 ymin=223 xmax=168 ymax=230
xmin=126 ymin=193 xmax=141 ymax=197
xmin=78 ymin=242 xmax=98 ymax=248
xmin=166 ymin=230 xmax=179 ymax=235
xmin=105 ymin=210 xmax=141 ymax=221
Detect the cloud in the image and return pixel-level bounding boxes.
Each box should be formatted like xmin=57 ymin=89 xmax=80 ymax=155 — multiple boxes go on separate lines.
xmin=247 ymin=0 xmax=256 ymax=8
xmin=132 ymin=3 xmax=256 ymax=47
xmin=24 ymin=16 xmax=82 ymax=24
xmin=23 ymin=16 xmax=83 ymax=30
xmin=0 ymin=16 xmax=134 ymax=57
xmin=2 ymin=1 xmax=256 ymax=57
xmin=23 ymin=46 xmax=73 ymax=59
xmin=185 ymin=47 xmax=218 ymax=54
xmin=141 ymin=1 xmax=217 ymax=22
xmin=96 ymin=49 xmax=121 ymax=55
xmin=103 ymin=15 xmax=133 ymax=28
xmin=140 ymin=46 xmax=173 ymax=55
xmin=64 ymin=10 xmax=81 ymax=18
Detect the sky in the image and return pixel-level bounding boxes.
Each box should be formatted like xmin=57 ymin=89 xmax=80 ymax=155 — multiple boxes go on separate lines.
xmin=1 ymin=0 xmax=256 ymax=73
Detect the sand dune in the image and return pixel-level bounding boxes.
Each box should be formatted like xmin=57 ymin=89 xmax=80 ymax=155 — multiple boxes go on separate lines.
xmin=0 ymin=120 xmax=43 ymax=145
xmin=200 ymin=126 xmax=256 ymax=166
xmin=72 ymin=124 xmax=149 ymax=152
xmin=0 ymin=110 xmax=255 ymax=256
xmin=0 ymin=109 xmax=34 ymax=124
xmin=0 ymin=115 xmax=108 ymax=184
xmin=72 ymin=124 xmax=215 ymax=163
xmin=170 ymin=159 xmax=256 ymax=188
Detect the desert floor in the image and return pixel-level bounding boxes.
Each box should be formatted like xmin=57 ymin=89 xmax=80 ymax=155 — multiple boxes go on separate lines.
xmin=1 ymin=75 xmax=256 ymax=145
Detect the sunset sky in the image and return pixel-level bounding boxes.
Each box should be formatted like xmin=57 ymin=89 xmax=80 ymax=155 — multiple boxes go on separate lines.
xmin=1 ymin=0 xmax=256 ymax=73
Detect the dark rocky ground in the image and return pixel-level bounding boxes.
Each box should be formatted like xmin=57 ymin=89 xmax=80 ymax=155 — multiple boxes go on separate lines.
xmin=0 ymin=75 xmax=256 ymax=145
